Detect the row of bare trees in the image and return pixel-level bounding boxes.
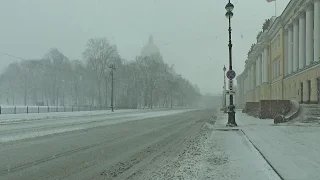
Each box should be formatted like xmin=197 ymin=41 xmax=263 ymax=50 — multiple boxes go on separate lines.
xmin=0 ymin=38 xmax=201 ymax=108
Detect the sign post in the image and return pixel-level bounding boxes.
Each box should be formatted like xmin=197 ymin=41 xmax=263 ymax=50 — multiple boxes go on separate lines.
xmin=229 ymin=79 xmax=233 ymax=90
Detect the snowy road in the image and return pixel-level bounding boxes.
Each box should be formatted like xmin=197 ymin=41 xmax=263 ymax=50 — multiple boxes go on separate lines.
xmin=0 ymin=109 xmax=293 ymax=180
xmin=0 ymin=109 xmax=210 ymax=180
xmin=0 ymin=109 xmax=191 ymax=143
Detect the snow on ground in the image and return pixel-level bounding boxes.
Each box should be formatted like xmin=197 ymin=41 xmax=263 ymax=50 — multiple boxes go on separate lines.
xmin=0 ymin=127 xmax=84 ymax=142
xmin=0 ymin=108 xmax=189 ymax=124
xmin=0 ymin=109 xmax=136 ymax=123
xmin=0 ymin=109 xmax=192 ymax=143
xmin=169 ymin=113 xmax=281 ymax=180
xmin=237 ymin=111 xmax=320 ymax=180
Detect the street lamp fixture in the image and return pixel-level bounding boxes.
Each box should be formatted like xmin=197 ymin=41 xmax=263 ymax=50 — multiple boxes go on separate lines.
xmin=225 ymin=11 xmax=233 ymax=19
xmin=225 ymin=0 xmax=237 ymax=127
xmin=225 ymin=2 xmax=234 ymax=12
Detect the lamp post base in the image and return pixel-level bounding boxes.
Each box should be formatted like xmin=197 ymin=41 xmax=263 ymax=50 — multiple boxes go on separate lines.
xmin=226 ymin=105 xmax=237 ymax=126
xmin=226 ymin=123 xmax=237 ymax=127
xmin=223 ymin=107 xmax=227 ymax=113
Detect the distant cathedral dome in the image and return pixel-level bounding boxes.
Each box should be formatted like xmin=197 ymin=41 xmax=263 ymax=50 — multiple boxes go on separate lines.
xmin=141 ymin=35 xmax=160 ymax=57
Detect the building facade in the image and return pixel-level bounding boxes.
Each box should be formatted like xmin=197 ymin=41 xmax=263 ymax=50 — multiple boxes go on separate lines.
xmin=237 ymin=0 xmax=320 ymax=106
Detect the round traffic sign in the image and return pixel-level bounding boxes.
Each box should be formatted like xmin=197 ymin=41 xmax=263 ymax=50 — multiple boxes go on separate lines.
xmin=226 ymin=70 xmax=236 ymax=80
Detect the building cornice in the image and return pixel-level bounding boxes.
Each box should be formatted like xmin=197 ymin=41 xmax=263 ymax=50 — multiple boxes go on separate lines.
xmin=257 ymin=31 xmax=267 ymax=43
xmin=284 ymin=19 xmax=293 ymax=29
xmin=281 ymin=0 xmax=302 ymax=25
xmin=248 ymin=53 xmax=255 ymax=61
xmin=282 ymin=0 xmax=314 ymax=27
xmin=247 ymin=58 xmax=253 ymax=66
xmin=267 ymin=17 xmax=283 ymax=40
xmin=255 ymin=42 xmax=263 ymax=53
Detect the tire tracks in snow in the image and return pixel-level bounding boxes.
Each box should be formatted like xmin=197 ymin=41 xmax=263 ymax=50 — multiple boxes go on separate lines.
xmin=0 ymin=113 xmax=188 ymax=178
xmin=97 ymin=113 xmax=214 ymax=180
xmin=28 ymin=113 xmax=197 ymax=180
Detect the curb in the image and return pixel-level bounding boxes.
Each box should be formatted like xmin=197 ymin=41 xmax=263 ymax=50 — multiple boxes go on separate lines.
xmin=240 ymin=129 xmax=284 ymax=180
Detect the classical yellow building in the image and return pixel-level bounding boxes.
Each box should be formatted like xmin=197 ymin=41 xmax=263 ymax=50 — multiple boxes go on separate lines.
xmin=236 ymin=0 xmax=320 ymax=107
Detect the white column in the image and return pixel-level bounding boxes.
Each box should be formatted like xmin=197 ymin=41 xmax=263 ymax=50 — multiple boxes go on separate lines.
xmin=288 ymin=24 xmax=293 ymax=74
xmin=260 ymin=55 xmax=263 ymax=84
xmin=263 ymin=47 xmax=268 ymax=83
xmin=252 ymin=63 xmax=256 ymax=102
xmin=284 ymin=30 xmax=288 ymax=75
xmin=314 ymin=0 xmax=320 ymax=62
xmin=306 ymin=3 xmax=314 ymax=66
xmin=243 ymin=75 xmax=246 ymax=94
xmin=293 ymin=18 xmax=299 ymax=71
xmin=299 ymin=11 xmax=306 ymax=69
xmin=248 ymin=65 xmax=252 ymax=90
xmin=251 ymin=64 xmax=255 ymax=89
xmin=256 ymin=57 xmax=260 ymax=86
xmin=260 ymin=53 xmax=264 ymax=82
xmin=252 ymin=63 xmax=256 ymax=88
xmin=244 ymin=74 xmax=247 ymax=93
xmin=258 ymin=55 xmax=262 ymax=85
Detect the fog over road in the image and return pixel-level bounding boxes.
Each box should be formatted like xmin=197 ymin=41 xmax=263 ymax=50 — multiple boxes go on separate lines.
xmin=0 ymin=109 xmax=214 ymax=180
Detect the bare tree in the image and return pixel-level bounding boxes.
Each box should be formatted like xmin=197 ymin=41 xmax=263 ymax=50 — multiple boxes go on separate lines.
xmin=83 ymin=37 xmax=118 ymax=107
xmin=44 ymin=48 xmax=69 ymax=105
xmin=0 ymin=37 xmax=201 ymax=108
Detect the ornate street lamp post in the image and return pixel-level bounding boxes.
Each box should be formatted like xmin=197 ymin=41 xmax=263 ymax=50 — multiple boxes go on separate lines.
xmin=223 ymin=65 xmax=227 ymax=113
xmin=225 ymin=0 xmax=237 ymax=126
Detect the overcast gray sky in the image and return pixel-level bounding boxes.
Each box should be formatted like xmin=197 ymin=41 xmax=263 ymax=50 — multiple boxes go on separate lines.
xmin=0 ymin=0 xmax=289 ymax=94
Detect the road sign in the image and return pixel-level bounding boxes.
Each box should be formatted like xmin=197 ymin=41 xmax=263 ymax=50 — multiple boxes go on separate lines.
xmin=229 ymin=80 xmax=233 ymax=90
xmin=226 ymin=90 xmax=235 ymax=95
xmin=226 ymin=70 xmax=236 ymax=80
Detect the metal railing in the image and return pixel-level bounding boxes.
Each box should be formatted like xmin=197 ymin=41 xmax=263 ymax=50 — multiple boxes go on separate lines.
xmin=0 ymin=105 xmax=110 ymax=115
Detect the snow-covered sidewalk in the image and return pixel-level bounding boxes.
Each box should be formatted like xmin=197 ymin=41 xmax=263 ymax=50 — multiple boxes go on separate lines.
xmin=174 ymin=113 xmax=281 ymax=180
xmin=237 ymin=111 xmax=320 ymax=180
xmin=205 ymin=116 xmax=281 ymax=179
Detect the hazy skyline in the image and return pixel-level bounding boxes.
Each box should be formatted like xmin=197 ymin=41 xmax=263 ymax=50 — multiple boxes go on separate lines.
xmin=0 ymin=0 xmax=290 ymax=94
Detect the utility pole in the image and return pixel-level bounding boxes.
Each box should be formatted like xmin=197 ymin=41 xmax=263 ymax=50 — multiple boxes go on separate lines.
xmin=109 ymin=64 xmax=116 ymax=112
xmin=170 ymin=81 xmax=173 ymax=109
xmin=170 ymin=88 xmax=173 ymax=109
xmin=105 ymin=76 xmax=108 ymax=109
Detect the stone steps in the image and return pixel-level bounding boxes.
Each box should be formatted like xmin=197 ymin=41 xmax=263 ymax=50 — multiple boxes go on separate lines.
xmin=298 ymin=105 xmax=320 ymax=124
